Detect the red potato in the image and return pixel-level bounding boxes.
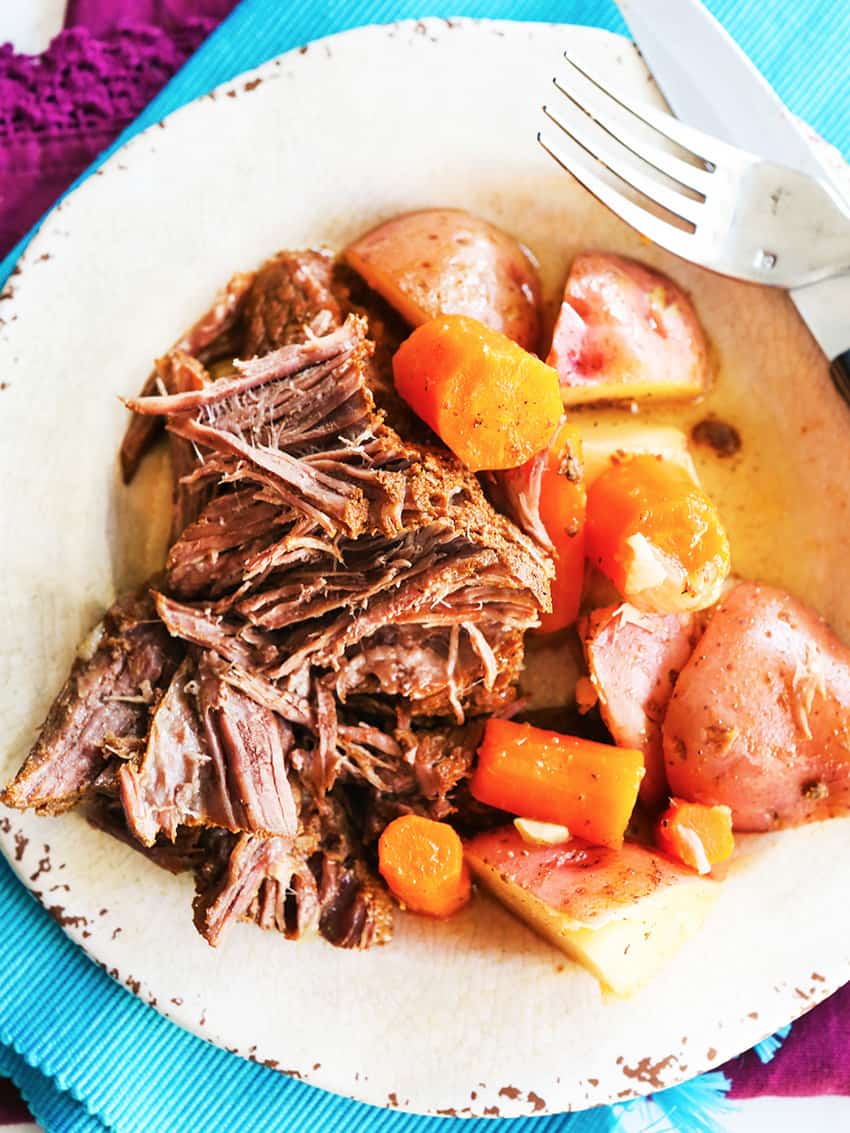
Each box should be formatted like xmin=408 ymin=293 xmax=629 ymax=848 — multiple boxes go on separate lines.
xmin=547 ymin=253 xmax=709 ymax=405
xmin=465 ymin=825 xmax=717 ymax=994
xmin=345 ymin=208 xmax=542 ymax=351
xmin=664 ymin=582 xmax=850 ymax=831
xmin=581 ymin=603 xmax=705 ymax=808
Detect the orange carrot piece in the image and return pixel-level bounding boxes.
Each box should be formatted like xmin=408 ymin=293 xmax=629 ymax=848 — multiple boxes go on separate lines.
xmin=656 ymin=799 xmax=735 ymax=875
xmin=469 ymin=718 xmax=644 ymax=849
xmin=585 ymin=453 xmax=730 ymax=612
xmin=504 ymin=420 xmax=586 ymax=632
xmin=392 ymin=314 xmax=562 ymax=472
xmin=378 ymin=815 xmax=471 ymax=918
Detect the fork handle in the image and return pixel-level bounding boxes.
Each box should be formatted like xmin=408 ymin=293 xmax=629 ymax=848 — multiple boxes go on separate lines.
xmin=831 ymin=351 xmax=850 ymax=406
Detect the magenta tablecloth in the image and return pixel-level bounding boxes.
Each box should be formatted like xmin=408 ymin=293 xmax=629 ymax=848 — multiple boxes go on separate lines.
xmin=0 ymin=0 xmax=237 ymax=257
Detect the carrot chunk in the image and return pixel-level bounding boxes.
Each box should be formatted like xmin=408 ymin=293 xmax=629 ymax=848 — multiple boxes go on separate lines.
xmin=469 ymin=718 xmax=644 ymax=849
xmin=585 ymin=453 xmax=730 ymax=613
xmin=504 ymin=419 xmax=586 ymax=632
xmin=656 ymin=799 xmax=735 ymax=874
xmin=378 ymin=815 xmax=471 ymax=917
xmin=392 ymin=314 xmax=562 ymax=472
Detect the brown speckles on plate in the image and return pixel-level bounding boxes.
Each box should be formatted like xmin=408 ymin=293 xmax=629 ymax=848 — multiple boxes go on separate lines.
xmin=244 ymin=78 xmax=263 ymax=93
xmin=527 ymin=1090 xmax=546 ymax=1112
xmin=30 ymin=845 xmax=52 ymax=882
xmin=13 ymin=831 xmax=27 ymax=861
xmin=498 ymin=1085 xmax=521 ymax=1100
xmin=47 ymin=904 xmax=89 ymax=931
xmin=621 ymin=1054 xmax=677 ymax=1089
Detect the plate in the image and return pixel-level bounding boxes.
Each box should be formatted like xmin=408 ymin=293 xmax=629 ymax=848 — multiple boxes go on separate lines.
xmin=2 ymin=18 xmax=850 ymax=1119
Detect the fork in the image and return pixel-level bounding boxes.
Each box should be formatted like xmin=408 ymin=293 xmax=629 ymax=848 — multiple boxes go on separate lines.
xmin=539 ymin=54 xmax=850 ymax=290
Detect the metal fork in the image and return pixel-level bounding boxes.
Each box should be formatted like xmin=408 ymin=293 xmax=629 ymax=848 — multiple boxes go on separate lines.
xmin=539 ymin=55 xmax=850 ymax=289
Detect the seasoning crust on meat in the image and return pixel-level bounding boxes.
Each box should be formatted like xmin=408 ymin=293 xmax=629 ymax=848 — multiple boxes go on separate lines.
xmin=3 ymin=249 xmax=551 ymax=949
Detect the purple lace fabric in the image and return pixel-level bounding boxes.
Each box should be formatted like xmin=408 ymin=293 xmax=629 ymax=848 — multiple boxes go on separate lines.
xmin=0 ymin=1 xmax=237 ymax=257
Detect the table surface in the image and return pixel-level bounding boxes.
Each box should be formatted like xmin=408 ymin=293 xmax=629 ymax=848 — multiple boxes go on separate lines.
xmin=0 ymin=4 xmax=848 ymax=1132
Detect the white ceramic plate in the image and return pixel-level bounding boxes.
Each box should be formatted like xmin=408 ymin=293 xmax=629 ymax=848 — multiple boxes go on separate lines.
xmin=2 ymin=18 xmax=850 ymax=1119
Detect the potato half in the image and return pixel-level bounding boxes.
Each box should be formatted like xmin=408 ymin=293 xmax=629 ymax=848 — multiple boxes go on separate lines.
xmin=465 ymin=826 xmax=718 ymax=995
xmin=345 ymin=208 xmax=542 ymax=350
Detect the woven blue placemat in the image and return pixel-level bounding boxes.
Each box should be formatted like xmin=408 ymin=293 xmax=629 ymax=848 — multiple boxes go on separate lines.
xmin=1 ymin=2 xmax=847 ymax=1130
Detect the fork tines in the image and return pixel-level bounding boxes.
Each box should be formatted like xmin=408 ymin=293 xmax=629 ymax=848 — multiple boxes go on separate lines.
xmin=539 ymin=53 xmax=730 ymax=261
xmin=540 ymin=51 xmax=850 ymax=290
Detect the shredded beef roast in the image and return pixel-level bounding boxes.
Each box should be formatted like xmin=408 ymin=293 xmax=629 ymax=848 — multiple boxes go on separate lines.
xmin=330 ymin=261 xmax=420 ymax=437
xmin=193 ymin=791 xmax=392 ymax=949
xmin=118 ymin=652 xmax=298 ymax=845
xmin=84 ymin=789 xmax=228 ymax=875
xmin=120 ymin=271 xmax=255 ymax=484
xmin=2 ymin=590 xmax=181 ymax=814
xmin=5 ymin=247 xmax=555 ymax=951
xmin=128 ymin=317 xmax=549 ymax=733
xmin=242 ymin=250 xmax=342 ymax=357
xmin=154 ymin=351 xmax=218 ymax=538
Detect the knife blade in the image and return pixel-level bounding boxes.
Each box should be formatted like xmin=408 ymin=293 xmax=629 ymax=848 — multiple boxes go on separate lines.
xmin=615 ymin=0 xmax=850 ymax=364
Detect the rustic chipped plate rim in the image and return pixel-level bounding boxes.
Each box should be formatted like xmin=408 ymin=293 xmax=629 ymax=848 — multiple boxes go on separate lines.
xmin=2 ymin=17 xmax=850 ymax=1119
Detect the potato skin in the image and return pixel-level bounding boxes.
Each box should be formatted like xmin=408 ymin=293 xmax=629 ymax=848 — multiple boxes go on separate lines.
xmin=548 ymin=252 xmax=708 ymax=405
xmin=465 ymin=825 xmax=697 ymax=925
xmin=345 ymin=208 xmax=542 ymax=351
xmin=663 ymin=582 xmax=850 ymax=830
xmin=464 ymin=825 xmax=717 ymax=994
xmin=581 ymin=604 xmax=705 ymax=808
